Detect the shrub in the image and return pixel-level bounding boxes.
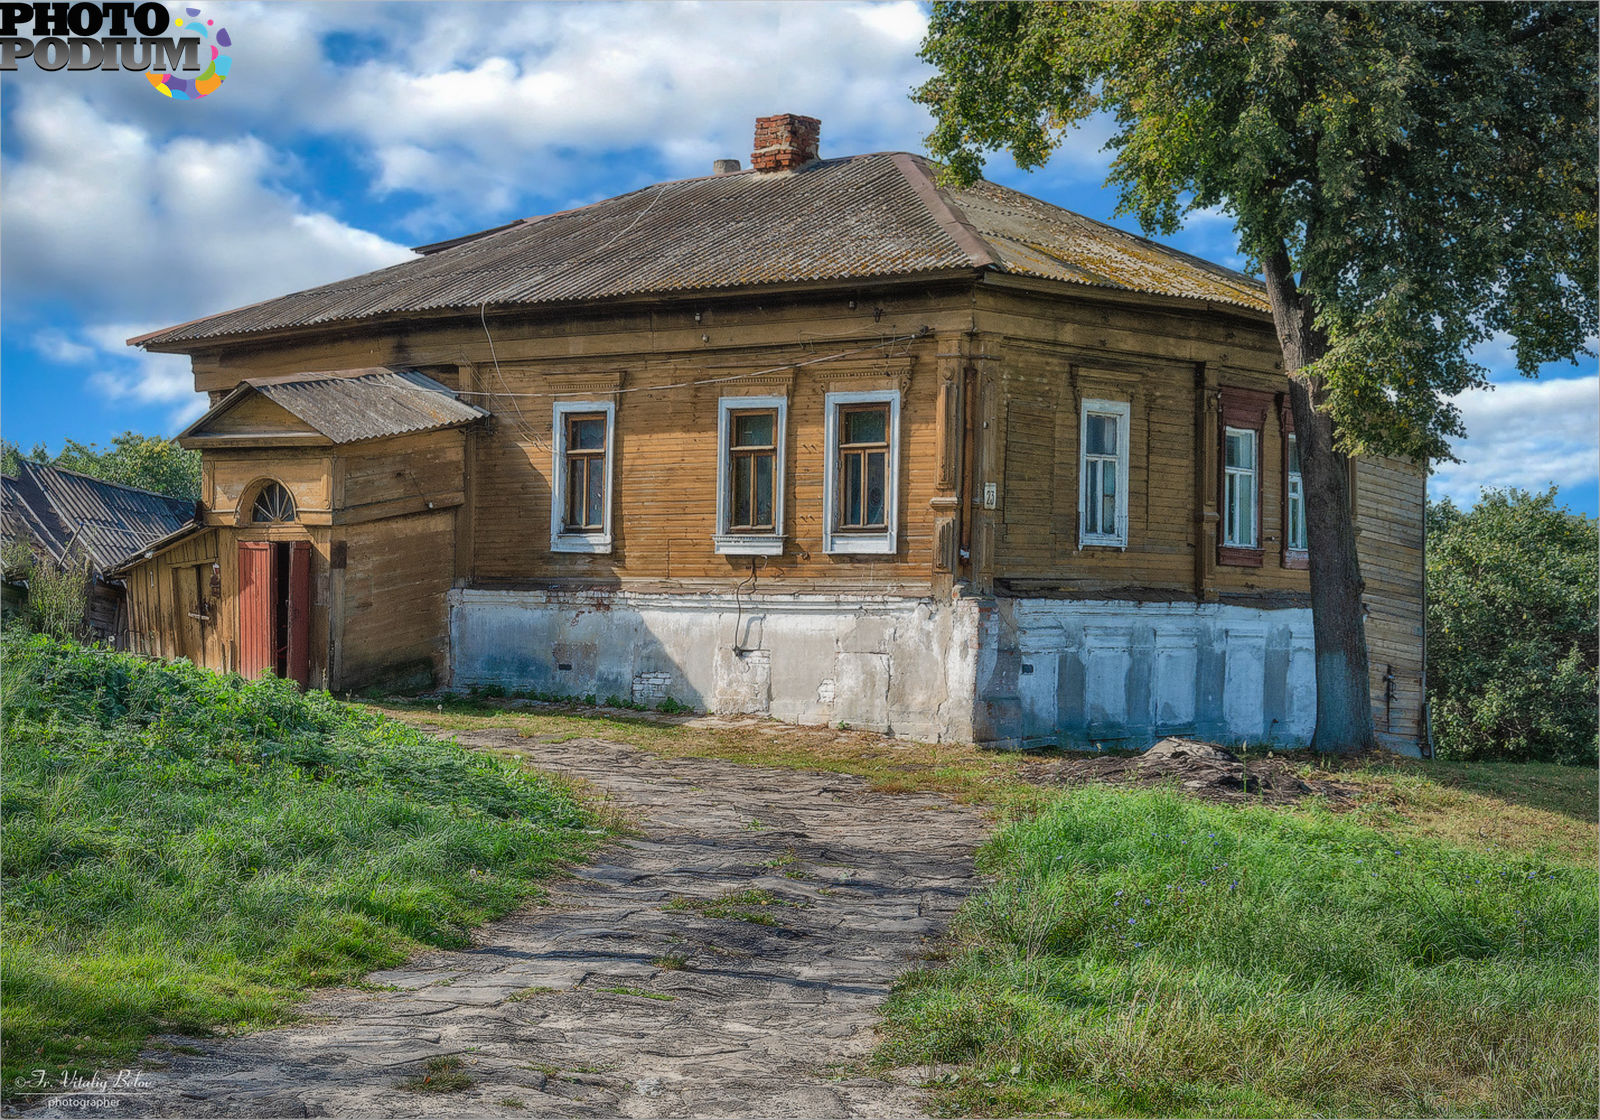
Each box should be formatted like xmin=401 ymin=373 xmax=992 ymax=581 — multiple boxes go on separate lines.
xmin=1426 ymin=489 xmax=1598 ymax=764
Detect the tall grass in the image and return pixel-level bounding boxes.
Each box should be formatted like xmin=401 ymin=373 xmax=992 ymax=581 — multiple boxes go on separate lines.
xmin=1 ymin=632 xmax=600 ymax=1092
xmin=879 ymin=785 xmax=1598 ymax=1117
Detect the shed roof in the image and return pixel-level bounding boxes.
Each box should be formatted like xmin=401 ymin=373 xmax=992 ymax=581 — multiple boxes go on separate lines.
xmin=132 ymin=152 xmax=1268 ymax=349
xmin=181 ymin=369 xmax=489 ymax=446
xmin=1 ymin=461 xmax=197 ymax=575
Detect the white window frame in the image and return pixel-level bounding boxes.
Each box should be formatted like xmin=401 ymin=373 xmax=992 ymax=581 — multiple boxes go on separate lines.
xmin=1223 ymin=425 xmax=1258 ymax=549
xmin=550 ymin=400 xmax=615 ymax=554
xmin=1078 ymin=398 xmax=1130 ymax=549
xmin=1286 ymin=434 xmax=1307 ymax=552
xmin=822 ymin=388 xmax=899 ymax=556
xmin=715 ymin=395 xmax=787 ymax=556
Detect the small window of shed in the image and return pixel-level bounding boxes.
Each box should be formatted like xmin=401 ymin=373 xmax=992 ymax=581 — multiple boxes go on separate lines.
xmin=251 ymin=481 xmax=296 ymax=523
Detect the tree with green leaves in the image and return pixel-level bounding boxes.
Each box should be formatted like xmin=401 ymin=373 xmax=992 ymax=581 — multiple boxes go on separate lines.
xmin=917 ymin=1 xmax=1598 ymax=752
xmin=1426 ymin=490 xmax=1597 ymax=765
xmin=2 ymin=432 xmax=200 ymax=502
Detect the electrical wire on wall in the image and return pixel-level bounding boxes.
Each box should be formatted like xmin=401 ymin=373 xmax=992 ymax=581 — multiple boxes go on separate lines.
xmin=730 ymin=555 xmax=765 ymax=655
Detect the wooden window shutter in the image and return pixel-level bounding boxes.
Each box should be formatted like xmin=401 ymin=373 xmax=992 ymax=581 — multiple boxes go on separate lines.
xmin=237 ymin=541 xmax=275 ymax=679
xmin=287 ymin=540 xmax=311 ymax=688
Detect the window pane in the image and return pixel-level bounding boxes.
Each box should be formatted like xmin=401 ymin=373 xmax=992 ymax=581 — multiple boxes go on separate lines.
xmin=1086 ymin=413 xmax=1117 ymax=456
xmin=1287 ymin=434 xmax=1301 ymax=475
xmin=733 ymin=455 xmax=753 ymax=527
xmin=1225 ymin=474 xmax=1238 ymax=542
xmin=586 ymin=458 xmax=604 ymax=525
xmin=1289 ymin=477 xmax=1306 ymax=549
xmin=866 ymin=451 xmax=886 ymax=525
xmin=734 ymin=412 xmax=774 ymax=447
xmin=1238 ymin=485 xmax=1254 ymax=545
xmin=755 ymin=453 xmax=773 ymax=526
xmin=1226 ymin=429 xmax=1253 ymax=468
xmin=844 ymin=453 xmax=863 ymax=526
xmin=566 ymin=462 xmax=584 ymax=527
xmin=570 ymin=416 xmax=605 ymax=450
xmin=1083 ymin=462 xmax=1101 ymax=534
xmin=843 ymin=407 xmax=886 ymax=445
xmin=1101 ymin=461 xmax=1117 ymax=531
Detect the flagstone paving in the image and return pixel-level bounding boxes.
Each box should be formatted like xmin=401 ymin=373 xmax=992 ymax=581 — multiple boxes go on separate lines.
xmin=75 ymin=727 xmax=987 ymax=1118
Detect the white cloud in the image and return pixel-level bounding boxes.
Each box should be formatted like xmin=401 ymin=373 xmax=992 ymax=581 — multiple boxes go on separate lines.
xmin=1433 ymin=375 xmax=1600 ymax=503
xmin=31 ymin=330 xmax=94 ymax=364
xmin=1 ymin=92 xmax=413 ymax=325
xmin=311 ymin=0 xmax=939 ymax=218
xmin=1 ymin=90 xmax=414 ymax=413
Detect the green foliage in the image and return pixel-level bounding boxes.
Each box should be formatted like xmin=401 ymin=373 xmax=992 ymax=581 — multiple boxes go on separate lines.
xmin=2 ymin=432 xmax=201 ymax=501
xmin=916 ymin=2 xmax=1598 ymax=462
xmin=24 ymin=549 xmax=92 ymax=640
xmin=879 ymin=785 xmax=1598 ymax=1117
xmin=0 ymin=633 xmax=599 ymax=1092
xmin=1425 ymin=489 xmax=1598 ymax=765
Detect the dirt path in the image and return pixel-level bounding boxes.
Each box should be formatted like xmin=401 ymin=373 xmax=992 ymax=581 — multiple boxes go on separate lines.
xmin=79 ymin=729 xmax=988 ymax=1118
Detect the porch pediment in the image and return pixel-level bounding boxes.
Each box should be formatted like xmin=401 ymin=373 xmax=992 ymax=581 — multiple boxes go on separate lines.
xmin=179 ymin=368 xmax=488 ymax=450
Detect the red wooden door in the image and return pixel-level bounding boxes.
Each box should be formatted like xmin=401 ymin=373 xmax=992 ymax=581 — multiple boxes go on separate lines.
xmin=286 ymin=540 xmax=311 ymax=688
xmin=238 ymin=542 xmax=275 ymax=679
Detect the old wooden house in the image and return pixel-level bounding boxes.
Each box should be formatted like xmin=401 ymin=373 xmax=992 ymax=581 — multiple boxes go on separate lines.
xmin=2 ymin=460 xmax=196 ymax=644
xmin=117 ymin=115 xmax=1426 ymax=753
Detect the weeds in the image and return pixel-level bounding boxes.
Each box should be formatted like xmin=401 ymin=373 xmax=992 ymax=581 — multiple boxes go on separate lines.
xmin=400 ymin=1055 xmax=472 ymax=1093
xmin=662 ymin=888 xmax=800 ymax=927
xmin=598 ymin=986 xmax=675 ymax=1002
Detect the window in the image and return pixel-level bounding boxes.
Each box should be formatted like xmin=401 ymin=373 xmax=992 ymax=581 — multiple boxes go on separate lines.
xmin=1223 ymin=427 xmax=1257 ymax=548
xmin=550 ymin=400 xmax=615 ymax=553
xmin=251 ymin=481 xmax=295 ymax=523
xmin=1078 ymin=399 xmax=1130 ymax=547
xmin=715 ymin=396 xmax=787 ymax=555
xmin=822 ymin=389 xmax=899 ymax=555
xmin=1219 ymin=386 xmax=1270 ymax=566
xmin=1286 ymin=435 xmax=1307 ymax=552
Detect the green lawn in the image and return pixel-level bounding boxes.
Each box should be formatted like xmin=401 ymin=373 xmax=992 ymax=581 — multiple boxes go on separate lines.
xmin=0 ymin=633 xmax=603 ymax=1096
xmin=877 ymin=785 xmax=1598 ymax=1118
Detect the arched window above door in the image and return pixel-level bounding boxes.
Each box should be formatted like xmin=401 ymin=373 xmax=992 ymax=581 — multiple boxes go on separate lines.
xmin=250 ymin=481 xmax=296 ymax=523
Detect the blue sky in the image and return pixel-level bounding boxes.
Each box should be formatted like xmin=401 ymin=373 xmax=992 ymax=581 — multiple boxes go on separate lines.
xmin=2 ymin=1 xmax=1595 ymax=514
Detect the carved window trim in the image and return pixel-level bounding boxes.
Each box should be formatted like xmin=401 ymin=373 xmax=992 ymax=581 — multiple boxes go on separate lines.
xmin=714 ymin=395 xmax=787 ymax=556
xmin=550 ymin=400 xmax=615 ymax=554
xmin=822 ymin=389 xmax=899 ymax=556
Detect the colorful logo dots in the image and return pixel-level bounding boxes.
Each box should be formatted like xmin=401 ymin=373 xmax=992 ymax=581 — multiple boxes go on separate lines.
xmin=147 ymin=7 xmax=232 ymax=100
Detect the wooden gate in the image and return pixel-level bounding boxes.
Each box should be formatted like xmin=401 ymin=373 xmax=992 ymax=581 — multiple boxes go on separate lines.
xmin=238 ymin=540 xmax=312 ymax=686
xmin=238 ymin=541 xmax=274 ymax=679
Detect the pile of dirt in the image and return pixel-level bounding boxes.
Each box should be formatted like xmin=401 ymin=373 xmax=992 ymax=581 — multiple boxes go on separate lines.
xmin=1020 ymin=737 xmax=1360 ymax=807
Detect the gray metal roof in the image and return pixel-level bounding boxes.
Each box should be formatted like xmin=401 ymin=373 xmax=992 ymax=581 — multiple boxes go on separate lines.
xmin=183 ymin=369 xmax=489 ymax=445
xmin=1 ymin=461 xmax=197 ymax=575
xmin=133 ymin=152 xmax=1269 ymax=349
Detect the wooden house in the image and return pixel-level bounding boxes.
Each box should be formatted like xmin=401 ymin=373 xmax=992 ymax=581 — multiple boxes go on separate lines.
xmin=2 ymin=460 xmax=196 ymax=644
xmin=115 ymin=115 xmax=1426 ymax=752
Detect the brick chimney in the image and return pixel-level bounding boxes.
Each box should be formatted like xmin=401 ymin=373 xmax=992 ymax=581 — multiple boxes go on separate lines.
xmin=750 ymin=114 xmax=820 ymax=172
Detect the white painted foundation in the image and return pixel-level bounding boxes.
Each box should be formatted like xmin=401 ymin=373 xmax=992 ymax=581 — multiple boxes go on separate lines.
xmin=990 ymin=599 xmax=1316 ymax=748
xmin=449 ymin=588 xmax=981 ymax=743
xmin=448 ymin=588 xmax=1317 ymax=748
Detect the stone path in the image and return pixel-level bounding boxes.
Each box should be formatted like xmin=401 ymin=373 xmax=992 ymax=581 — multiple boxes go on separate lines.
xmin=68 ymin=729 xmax=987 ymax=1118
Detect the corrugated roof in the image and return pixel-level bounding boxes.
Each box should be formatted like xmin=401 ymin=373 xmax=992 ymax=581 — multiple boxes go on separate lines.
xmin=1 ymin=461 xmax=197 ymax=574
xmin=183 ymin=368 xmax=489 ymax=445
xmin=133 ymin=153 xmax=1269 ymax=349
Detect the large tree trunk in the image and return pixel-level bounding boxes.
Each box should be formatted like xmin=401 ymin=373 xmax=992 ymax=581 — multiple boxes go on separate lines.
xmin=1263 ymin=249 xmax=1379 ymax=754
